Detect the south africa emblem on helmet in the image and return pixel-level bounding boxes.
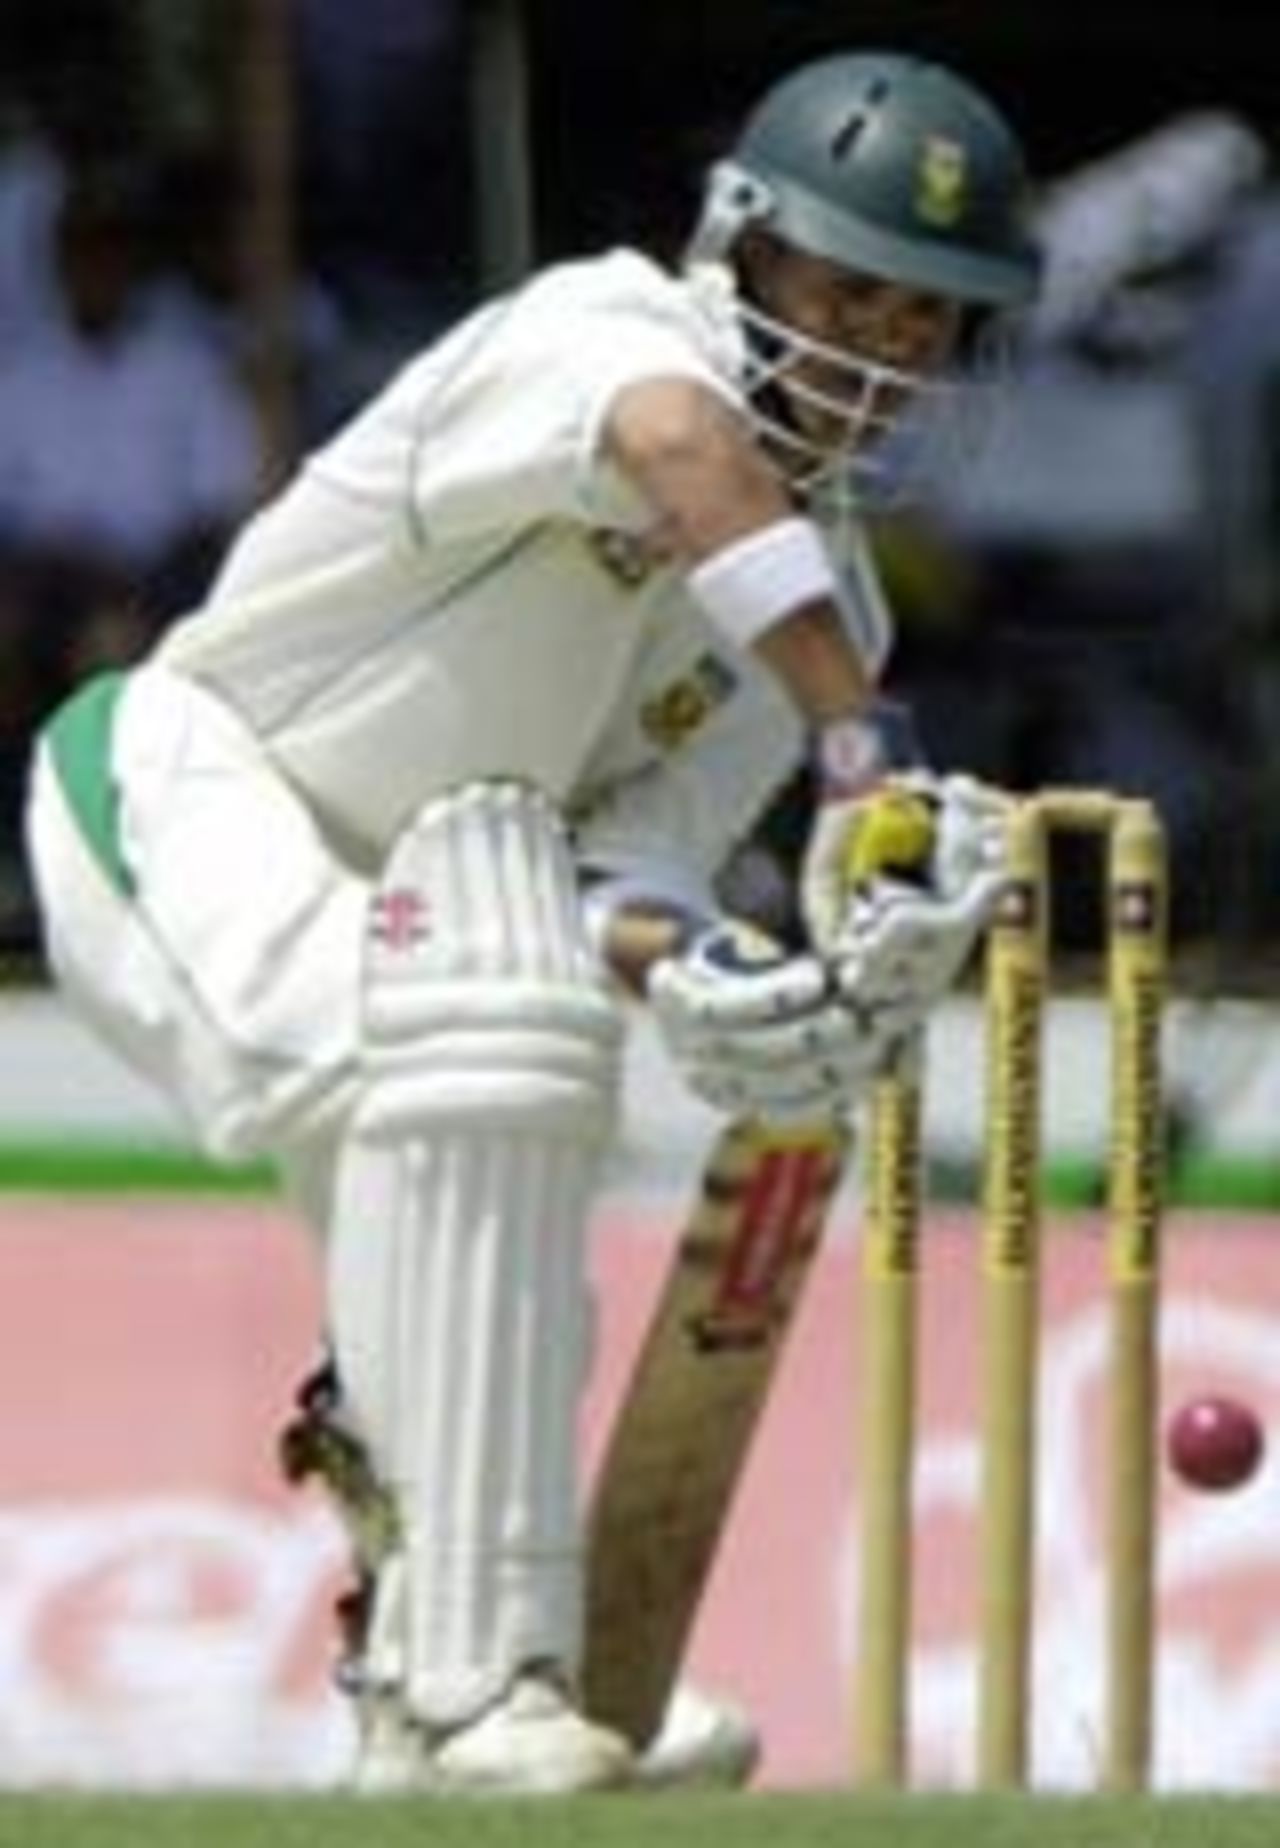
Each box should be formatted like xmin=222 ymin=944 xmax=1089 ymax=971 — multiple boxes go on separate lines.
xmin=915 ymin=135 xmax=968 ymax=228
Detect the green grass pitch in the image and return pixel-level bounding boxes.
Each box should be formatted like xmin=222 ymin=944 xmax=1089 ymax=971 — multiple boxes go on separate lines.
xmin=0 ymin=1793 xmax=1278 ymax=1848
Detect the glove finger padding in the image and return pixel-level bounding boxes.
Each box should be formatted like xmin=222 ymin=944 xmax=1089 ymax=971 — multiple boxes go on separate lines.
xmin=833 ymin=864 xmax=1006 ymax=1038
xmin=918 ymin=773 xmax=1010 ymax=899
xmin=648 ymin=920 xmax=886 ymax=1120
xmin=801 ymin=784 xmax=938 ymax=956
xmin=804 ymin=770 xmax=1011 ymax=955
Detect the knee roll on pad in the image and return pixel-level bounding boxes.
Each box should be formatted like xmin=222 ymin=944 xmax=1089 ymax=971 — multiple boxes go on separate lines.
xmin=360 ymin=780 xmax=622 ymax=1143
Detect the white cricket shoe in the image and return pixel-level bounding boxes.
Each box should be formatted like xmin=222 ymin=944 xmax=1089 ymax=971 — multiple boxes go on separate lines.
xmin=636 ymin=1683 xmax=760 ymax=1790
xmin=429 ymin=1672 xmax=634 ymax=1795
xmin=352 ymin=1670 xmax=634 ymax=1797
xmin=350 ymin=1676 xmax=756 ymax=1796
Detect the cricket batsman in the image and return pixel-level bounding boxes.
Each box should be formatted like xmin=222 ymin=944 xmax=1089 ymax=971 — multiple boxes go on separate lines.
xmin=25 ymin=51 xmax=1038 ymax=1794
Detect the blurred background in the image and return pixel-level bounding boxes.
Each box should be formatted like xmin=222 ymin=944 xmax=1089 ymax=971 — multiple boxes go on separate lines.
xmin=2 ymin=0 xmax=1280 ymax=968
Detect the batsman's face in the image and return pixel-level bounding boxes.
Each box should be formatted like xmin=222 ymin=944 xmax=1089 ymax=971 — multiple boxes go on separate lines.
xmin=762 ymin=246 xmax=962 ymax=448
xmin=736 ymin=238 xmax=970 ymax=504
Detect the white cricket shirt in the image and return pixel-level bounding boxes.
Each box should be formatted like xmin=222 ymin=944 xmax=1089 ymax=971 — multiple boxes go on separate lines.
xmin=158 ymin=249 xmax=886 ymax=887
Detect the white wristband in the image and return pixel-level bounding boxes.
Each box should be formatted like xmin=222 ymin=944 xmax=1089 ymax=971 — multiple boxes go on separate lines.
xmin=685 ymin=516 xmax=840 ymax=649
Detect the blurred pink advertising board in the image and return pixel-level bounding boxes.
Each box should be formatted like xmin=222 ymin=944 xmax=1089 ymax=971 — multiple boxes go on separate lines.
xmin=0 ymin=1198 xmax=1277 ymax=1789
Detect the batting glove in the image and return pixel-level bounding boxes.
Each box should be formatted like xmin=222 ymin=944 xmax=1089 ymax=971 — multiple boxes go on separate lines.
xmin=829 ymin=774 xmax=1010 ymax=1037
xmin=800 ymin=700 xmax=931 ymax=955
xmin=648 ymin=918 xmax=887 ymax=1121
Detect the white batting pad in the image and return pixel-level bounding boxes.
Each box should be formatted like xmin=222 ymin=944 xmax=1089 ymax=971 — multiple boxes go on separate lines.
xmin=328 ymin=781 xmax=622 ymax=1727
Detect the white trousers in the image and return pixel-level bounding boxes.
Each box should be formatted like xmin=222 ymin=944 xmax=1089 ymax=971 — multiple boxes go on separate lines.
xmin=26 ymin=664 xmax=368 ymax=1189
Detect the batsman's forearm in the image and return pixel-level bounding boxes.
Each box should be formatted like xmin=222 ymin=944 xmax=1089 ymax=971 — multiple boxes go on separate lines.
xmin=751 ymin=599 xmax=876 ymax=726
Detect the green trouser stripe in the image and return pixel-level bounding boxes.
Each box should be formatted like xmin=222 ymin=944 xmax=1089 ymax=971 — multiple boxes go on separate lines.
xmin=0 ymin=1139 xmax=274 ymax=1194
xmin=44 ymin=671 xmax=133 ymax=896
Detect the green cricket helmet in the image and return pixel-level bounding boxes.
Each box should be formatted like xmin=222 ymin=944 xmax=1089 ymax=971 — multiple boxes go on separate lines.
xmin=689 ymin=52 xmax=1042 ymax=503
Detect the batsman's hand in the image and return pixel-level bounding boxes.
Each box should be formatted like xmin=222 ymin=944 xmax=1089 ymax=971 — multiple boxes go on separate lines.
xmin=647 ymin=918 xmax=887 ymax=1121
xmin=801 ymin=780 xmax=938 ymax=955
xmin=800 ymin=700 xmax=934 ymax=956
xmin=825 ymin=774 xmax=1010 ymax=1038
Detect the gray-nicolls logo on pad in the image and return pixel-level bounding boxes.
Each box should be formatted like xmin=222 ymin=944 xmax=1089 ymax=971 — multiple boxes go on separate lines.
xmin=371 ymin=889 xmax=431 ymax=951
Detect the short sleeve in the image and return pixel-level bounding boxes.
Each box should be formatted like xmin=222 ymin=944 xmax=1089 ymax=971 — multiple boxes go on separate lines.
xmin=405 ymin=253 xmax=747 ymax=542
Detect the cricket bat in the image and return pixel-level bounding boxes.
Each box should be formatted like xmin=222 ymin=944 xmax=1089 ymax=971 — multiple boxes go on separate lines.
xmin=581 ymin=1112 xmax=850 ymax=1750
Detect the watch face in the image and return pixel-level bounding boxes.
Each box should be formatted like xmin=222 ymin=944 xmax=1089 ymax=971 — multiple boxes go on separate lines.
xmin=816 ymin=716 xmax=884 ymax=791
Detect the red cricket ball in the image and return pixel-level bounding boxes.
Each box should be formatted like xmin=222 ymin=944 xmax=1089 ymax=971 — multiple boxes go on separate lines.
xmin=1166 ymin=1395 xmax=1265 ymax=1492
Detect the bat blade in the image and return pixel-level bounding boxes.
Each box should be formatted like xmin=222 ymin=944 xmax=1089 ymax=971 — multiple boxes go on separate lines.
xmin=581 ymin=1114 xmax=849 ymax=1749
